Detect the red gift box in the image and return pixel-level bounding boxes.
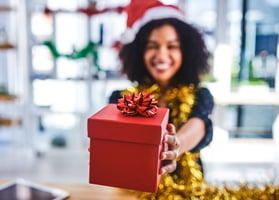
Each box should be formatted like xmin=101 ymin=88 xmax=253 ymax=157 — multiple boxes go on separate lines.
xmin=87 ymin=103 xmax=169 ymax=193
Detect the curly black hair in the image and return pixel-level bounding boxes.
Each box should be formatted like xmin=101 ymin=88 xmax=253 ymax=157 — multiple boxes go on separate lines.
xmin=119 ymin=18 xmax=210 ymax=87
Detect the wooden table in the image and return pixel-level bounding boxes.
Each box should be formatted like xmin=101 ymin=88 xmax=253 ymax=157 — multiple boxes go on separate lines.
xmin=48 ymin=183 xmax=138 ymax=200
xmin=0 ymin=180 xmax=139 ymax=200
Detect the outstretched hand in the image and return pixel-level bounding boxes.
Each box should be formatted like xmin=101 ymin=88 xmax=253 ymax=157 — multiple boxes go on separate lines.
xmin=160 ymin=123 xmax=180 ymax=176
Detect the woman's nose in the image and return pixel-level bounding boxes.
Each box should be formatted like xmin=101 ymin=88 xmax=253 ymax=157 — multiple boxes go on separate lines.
xmin=155 ymin=46 xmax=168 ymax=61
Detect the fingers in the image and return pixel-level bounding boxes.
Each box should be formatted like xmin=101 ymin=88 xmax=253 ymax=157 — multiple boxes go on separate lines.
xmin=161 ymin=149 xmax=179 ymax=160
xmin=160 ymin=160 xmax=177 ymax=175
xmin=164 ymin=134 xmax=180 ymax=150
xmin=160 ymin=149 xmax=178 ymax=175
xmin=160 ymin=123 xmax=180 ymax=176
xmin=165 ymin=123 xmax=179 ymax=149
xmin=166 ymin=123 xmax=176 ymax=135
xmin=160 ymin=148 xmax=179 ymax=176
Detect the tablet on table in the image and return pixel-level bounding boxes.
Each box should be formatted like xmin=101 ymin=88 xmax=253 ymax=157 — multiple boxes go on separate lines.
xmin=0 ymin=179 xmax=69 ymax=200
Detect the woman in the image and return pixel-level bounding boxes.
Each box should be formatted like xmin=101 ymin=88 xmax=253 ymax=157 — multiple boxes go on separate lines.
xmin=109 ymin=0 xmax=214 ymax=198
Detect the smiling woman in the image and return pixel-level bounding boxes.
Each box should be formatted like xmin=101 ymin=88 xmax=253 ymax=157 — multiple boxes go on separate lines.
xmin=109 ymin=0 xmax=214 ymax=199
xmin=143 ymin=24 xmax=182 ymax=90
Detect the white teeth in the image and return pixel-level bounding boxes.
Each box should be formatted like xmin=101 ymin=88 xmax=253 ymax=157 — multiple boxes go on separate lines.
xmin=155 ymin=64 xmax=169 ymax=70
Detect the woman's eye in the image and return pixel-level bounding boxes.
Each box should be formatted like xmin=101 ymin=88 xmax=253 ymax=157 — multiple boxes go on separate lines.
xmin=168 ymin=45 xmax=180 ymax=50
xmin=146 ymin=45 xmax=157 ymax=50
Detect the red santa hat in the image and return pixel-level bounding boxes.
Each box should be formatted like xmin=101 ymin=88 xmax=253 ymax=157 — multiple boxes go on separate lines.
xmin=121 ymin=0 xmax=186 ymax=44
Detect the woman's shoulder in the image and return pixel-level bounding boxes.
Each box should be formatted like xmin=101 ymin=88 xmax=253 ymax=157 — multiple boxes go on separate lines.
xmin=194 ymin=87 xmax=214 ymax=111
xmin=196 ymin=87 xmax=213 ymax=99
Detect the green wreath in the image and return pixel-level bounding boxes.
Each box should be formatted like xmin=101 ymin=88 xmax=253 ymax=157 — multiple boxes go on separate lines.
xmin=43 ymin=40 xmax=100 ymax=71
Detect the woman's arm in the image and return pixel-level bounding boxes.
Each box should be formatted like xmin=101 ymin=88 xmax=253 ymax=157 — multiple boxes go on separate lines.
xmin=176 ymin=117 xmax=206 ymax=155
xmin=160 ymin=118 xmax=206 ymax=175
xmin=160 ymin=88 xmax=214 ymax=175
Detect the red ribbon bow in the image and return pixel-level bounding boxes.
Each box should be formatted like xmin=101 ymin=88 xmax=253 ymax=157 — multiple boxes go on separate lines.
xmin=117 ymin=92 xmax=158 ymax=117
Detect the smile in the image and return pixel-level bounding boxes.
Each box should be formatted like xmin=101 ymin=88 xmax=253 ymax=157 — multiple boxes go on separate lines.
xmin=153 ymin=63 xmax=171 ymax=70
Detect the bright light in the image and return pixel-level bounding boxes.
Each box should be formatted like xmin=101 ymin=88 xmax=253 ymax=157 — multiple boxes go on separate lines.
xmin=213 ymin=44 xmax=233 ymax=93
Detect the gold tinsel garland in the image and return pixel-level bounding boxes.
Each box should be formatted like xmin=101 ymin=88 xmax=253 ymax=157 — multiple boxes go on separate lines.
xmin=121 ymin=84 xmax=279 ymax=199
xmin=121 ymin=83 xmax=195 ymax=129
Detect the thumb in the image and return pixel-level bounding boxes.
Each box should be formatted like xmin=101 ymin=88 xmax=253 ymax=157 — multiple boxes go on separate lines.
xmin=166 ymin=123 xmax=176 ymax=135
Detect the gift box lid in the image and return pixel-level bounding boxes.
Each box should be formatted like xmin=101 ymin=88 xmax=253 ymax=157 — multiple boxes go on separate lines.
xmin=87 ymin=104 xmax=169 ymax=145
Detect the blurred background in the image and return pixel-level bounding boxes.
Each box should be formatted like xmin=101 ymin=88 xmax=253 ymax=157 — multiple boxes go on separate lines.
xmin=0 ymin=0 xmax=279 ymax=186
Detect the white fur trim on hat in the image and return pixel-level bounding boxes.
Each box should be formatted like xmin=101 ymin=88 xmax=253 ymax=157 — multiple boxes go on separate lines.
xmin=121 ymin=6 xmax=185 ymax=44
xmin=120 ymin=28 xmax=136 ymax=44
xmin=132 ymin=6 xmax=185 ymax=34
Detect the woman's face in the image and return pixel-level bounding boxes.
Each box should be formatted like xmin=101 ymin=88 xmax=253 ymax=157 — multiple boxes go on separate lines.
xmin=144 ymin=24 xmax=182 ymax=87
